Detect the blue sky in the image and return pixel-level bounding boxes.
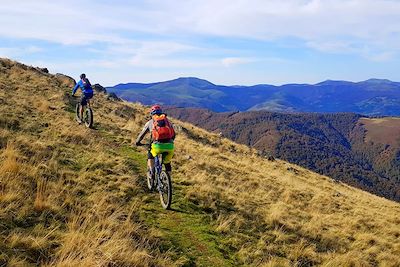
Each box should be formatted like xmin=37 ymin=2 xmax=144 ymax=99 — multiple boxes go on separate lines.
xmin=0 ymin=0 xmax=399 ymax=86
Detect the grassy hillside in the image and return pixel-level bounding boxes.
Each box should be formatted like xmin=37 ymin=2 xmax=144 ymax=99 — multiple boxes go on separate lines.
xmin=351 ymin=118 xmax=400 ymax=188
xmin=1 ymin=58 xmax=400 ymax=266
xmin=360 ymin=117 xmax=400 ymax=146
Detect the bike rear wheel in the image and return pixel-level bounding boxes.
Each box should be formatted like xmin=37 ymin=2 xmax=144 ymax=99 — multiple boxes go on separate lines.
xmin=84 ymin=108 xmax=93 ymax=128
xmin=159 ymin=171 xmax=172 ymax=209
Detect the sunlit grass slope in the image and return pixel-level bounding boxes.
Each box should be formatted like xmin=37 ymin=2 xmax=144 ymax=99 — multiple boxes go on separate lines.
xmin=0 ymin=58 xmax=181 ymax=266
xmin=1 ymin=58 xmax=399 ymax=266
xmin=360 ymin=117 xmax=400 ymax=146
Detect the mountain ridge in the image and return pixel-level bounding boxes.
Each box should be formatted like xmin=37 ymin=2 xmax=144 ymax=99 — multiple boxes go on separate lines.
xmin=107 ymin=77 xmax=400 ymax=115
xmin=112 ymin=77 xmax=398 ymax=88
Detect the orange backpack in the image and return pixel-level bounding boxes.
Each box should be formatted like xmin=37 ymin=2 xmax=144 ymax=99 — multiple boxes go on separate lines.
xmin=152 ymin=114 xmax=175 ymax=142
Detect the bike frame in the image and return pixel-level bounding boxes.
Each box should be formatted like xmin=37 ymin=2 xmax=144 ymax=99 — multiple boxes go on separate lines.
xmin=154 ymin=154 xmax=163 ymax=190
xmin=81 ymin=99 xmax=91 ymax=114
xmin=86 ymin=99 xmax=91 ymax=109
xmin=154 ymin=155 xmax=162 ymax=176
xmin=75 ymin=95 xmax=91 ymax=116
xmin=140 ymin=144 xmax=172 ymax=209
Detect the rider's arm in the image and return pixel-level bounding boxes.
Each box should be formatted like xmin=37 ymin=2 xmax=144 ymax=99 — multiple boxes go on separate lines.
xmin=135 ymin=120 xmax=152 ymax=145
xmin=72 ymin=80 xmax=82 ymax=95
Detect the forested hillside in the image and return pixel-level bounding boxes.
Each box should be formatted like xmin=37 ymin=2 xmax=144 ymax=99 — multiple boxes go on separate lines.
xmin=166 ymin=107 xmax=400 ymax=201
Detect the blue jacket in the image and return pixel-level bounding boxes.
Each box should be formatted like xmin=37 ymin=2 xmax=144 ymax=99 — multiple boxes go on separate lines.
xmin=72 ymin=78 xmax=93 ymax=95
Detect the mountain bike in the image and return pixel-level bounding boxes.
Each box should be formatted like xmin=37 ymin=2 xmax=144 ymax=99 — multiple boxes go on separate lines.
xmin=138 ymin=143 xmax=172 ymax=209
xmin=75 ymin=99 xmax=93 ymax=128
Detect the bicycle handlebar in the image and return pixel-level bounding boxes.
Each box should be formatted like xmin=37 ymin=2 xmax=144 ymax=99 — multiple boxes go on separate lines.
xmin=136 ymin=142 xmax=151 ymax=147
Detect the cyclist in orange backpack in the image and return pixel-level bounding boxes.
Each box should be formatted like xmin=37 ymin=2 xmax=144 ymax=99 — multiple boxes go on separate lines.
xmin=135 ymin=105 xmax=175 ymax=180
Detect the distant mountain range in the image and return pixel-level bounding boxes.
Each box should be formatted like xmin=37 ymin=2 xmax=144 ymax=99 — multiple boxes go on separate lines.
xmin=166 ymin=107 xmax=400 ymax=202
xmin=107 ymin=77 xmax=400 ymax=115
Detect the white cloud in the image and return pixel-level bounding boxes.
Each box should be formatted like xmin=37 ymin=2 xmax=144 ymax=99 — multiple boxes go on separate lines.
xmin=306 ymin=40 xmax=357 ymax=54
xmin=86 ymin=39 xmax=209 ymax=69
xmin=221 ymin=57 xmax=256 ymax=67
xmin=1 ymin=0 xmax=400 ymax=49
xmin=1 ymin=0 xmax=399 ymax=82
xmin=129 ymin=56 xmax=216 ymax=68
xmin=0 ymin=45 xmax=42 ymax=57
xmin=0 ymin=47 xmax=19 ymax=57
xmin=306 ymin=39 xmax=398 ymax=62
xmin=106 ymin=41 xmax=199 ymax=58
xmin=363 ymin=51 xmax=396 ymax=62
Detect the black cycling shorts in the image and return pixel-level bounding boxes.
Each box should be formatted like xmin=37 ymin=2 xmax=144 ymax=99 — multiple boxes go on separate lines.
xmin=80 ymin=92 xmax=93 ymax=106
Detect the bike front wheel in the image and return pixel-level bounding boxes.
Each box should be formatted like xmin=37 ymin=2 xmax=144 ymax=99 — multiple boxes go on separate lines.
xmin=75 ymin=103 xmax=81 ymax=123
xmin=147 ymin=170 xmax=155 ymax=191
xmin=159 ymin=171 xmax=172 ymax=209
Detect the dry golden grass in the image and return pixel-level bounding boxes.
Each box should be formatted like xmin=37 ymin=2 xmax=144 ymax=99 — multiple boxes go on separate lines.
xmin=161 ymin=118 xmax=400 ymax=266
xmin=51 ymin=201 xmax=153 ymax=266
xmin=360 ymin=117 xmax=400 ymax=146
xmin=34 ymin=175 xmax=49 ymax=212
xmin=1 ymin=58 xmax=400 ymax=266
xmin=0 ymin=58 xmax=174 ymax=266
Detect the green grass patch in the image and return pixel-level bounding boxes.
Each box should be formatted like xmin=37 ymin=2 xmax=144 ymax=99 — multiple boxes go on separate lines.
xmin=116 ymin=143 xmax=238 ymax=266
xmin=140 ymin=182 xmax=238 ymax=266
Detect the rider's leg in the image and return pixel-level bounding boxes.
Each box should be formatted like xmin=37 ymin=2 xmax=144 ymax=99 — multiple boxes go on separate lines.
xmin=150 ymin=143 xmax=174 ymax=174
xmin=162 ymin=148 xmax=174 ymax=175
xmin=80 ymin=105 xmax=84 ymax=119
xmin=147 ymin=150 xmax=155 ymax=177
xmin=148 ymin=158 xmax=155 ymax=172
xmin=80 ymin=95 xmax=87 ymax=120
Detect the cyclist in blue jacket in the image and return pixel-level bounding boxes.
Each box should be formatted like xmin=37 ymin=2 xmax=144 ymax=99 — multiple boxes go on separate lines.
xmin=72 ymin=73 xmax=94 ymax=123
